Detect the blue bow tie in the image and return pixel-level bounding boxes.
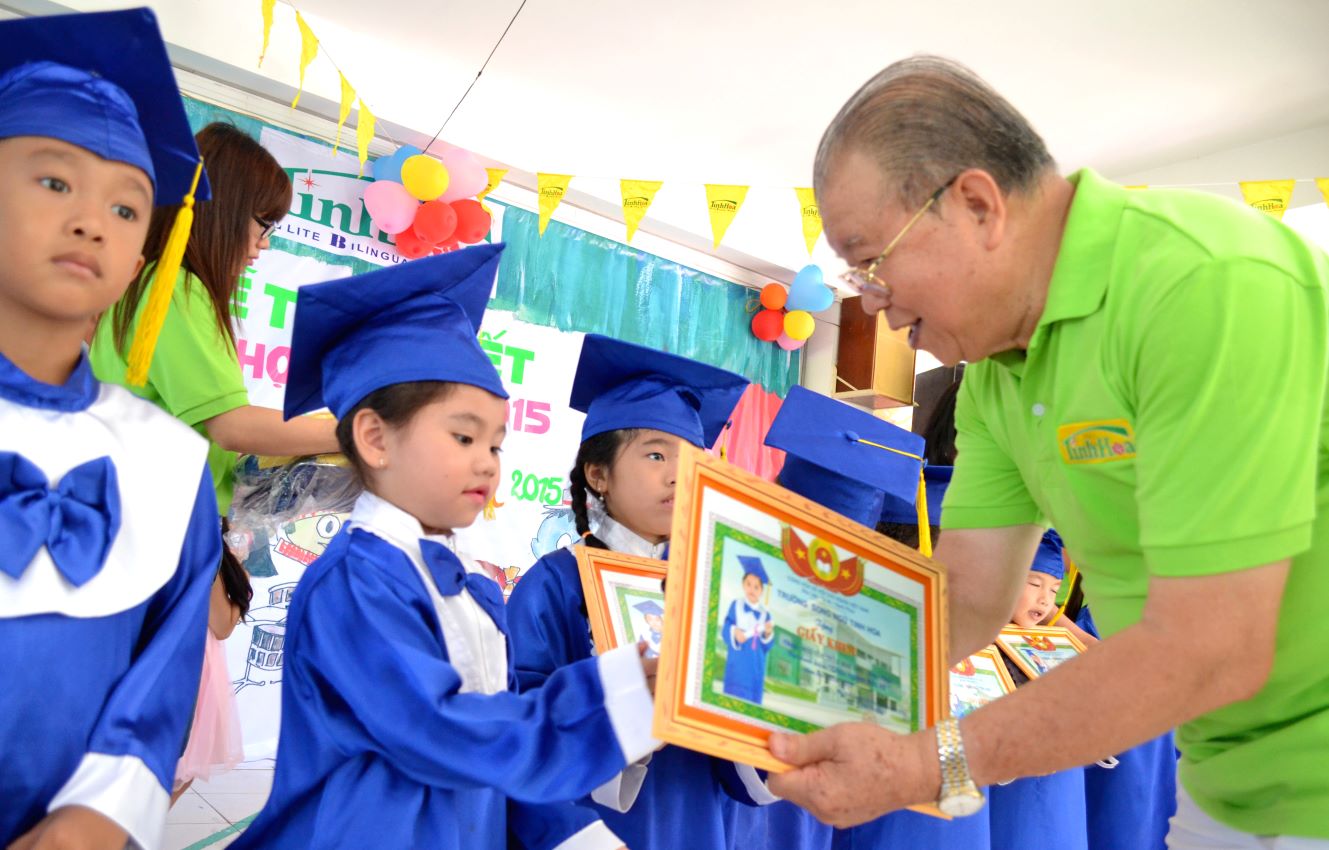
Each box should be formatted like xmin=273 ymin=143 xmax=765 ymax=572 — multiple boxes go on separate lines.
xmin=419 ymin=539 xmax=508 ymax=636
xmin=743 ymin=602 xmax=763 ymax=616
xmin=0 ymin=452 xmax=121 ymax=587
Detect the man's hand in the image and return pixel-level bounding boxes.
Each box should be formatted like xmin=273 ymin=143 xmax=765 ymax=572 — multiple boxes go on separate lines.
xmin=765 ymin=724 xmax=939 ymax=828
xmin=7 ymin=806 xmax=128 ymax=850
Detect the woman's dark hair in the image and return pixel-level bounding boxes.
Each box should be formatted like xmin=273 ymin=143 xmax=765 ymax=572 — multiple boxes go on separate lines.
xmin=218 ymin=518 xmax=252 ymax=620
xmin=568 ymin=428 xmax=640 ymax=551
xmin=110 ymin=122 xmax=293 ymax=354
xmin=922 ymin=379 xmax=961 ymax=466
xmin=335 ymin=381 xmax=458 ymax=480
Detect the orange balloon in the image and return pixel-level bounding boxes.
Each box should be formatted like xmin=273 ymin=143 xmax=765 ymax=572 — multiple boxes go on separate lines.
xmin=760 ymin=283 xmax=788 ymax=311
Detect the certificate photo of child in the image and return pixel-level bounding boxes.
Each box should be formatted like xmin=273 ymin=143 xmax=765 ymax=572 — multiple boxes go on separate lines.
xmin=720 ymin=556 xmax=775 ymax=704
xmin=632 ymin=599 xmax=665 ymax=659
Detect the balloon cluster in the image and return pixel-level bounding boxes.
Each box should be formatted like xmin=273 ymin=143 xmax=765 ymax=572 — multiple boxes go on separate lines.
xmin=751 ymin=265 xmax=834 ymax=351
xmin=364 ymin=144 xmax=494 ymax=260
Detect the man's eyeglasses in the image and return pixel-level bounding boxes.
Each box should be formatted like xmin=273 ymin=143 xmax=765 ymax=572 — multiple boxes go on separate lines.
xmin=839 ymin=176 xmax=958 ymax=297
xmin=253 ymin=215 xmax=277 ymax=240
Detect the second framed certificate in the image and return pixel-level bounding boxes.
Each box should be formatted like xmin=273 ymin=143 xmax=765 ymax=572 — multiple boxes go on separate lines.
xmin=575 ymin=546 xmax=668 ymax=656
xmin=654 ymin=444 xmax=948 ymax=773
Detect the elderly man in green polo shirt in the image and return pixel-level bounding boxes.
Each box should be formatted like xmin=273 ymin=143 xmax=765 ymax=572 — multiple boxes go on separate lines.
xmin=766 ymin=56 xmax=1329 ymax=847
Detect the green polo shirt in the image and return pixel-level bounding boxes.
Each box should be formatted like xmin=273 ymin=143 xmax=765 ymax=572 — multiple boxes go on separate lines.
xmin=944 ymin=169 xmax=1329 ymax=837
xmin=91 ymin=267 xmax=250 ymax=516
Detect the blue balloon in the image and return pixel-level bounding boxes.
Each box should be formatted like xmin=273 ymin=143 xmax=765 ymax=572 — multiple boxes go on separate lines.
xmin=371 ymin=144 xmax=421 ymax=183
xmin=786 ymin=264 xmax=834 ymax=312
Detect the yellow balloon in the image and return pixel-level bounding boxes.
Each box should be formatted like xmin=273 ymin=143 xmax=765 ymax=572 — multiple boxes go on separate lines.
xmin=401 ymin=155 xmax=450 ymax=201
xmin=784 ymin=309 xmax=815 ymax=341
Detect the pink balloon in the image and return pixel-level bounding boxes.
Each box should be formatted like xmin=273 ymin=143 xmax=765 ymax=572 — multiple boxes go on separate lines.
xmin=364 ymin=180 xmax=419 ymax=235
xmin=437 ymin=148 xmax=488 ymax=202
xmin=776 ymin=332 xmax=807 ymax=351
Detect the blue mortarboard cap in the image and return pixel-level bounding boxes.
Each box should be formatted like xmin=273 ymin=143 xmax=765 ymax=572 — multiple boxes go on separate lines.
xmin=0 ymin=8 xmax=211 ymax=204
xmin=570 ymin=335 xmax=748 ymax=447
xmin=737 ymin=555 xmax=769 ymax=585
xmin=633 ymin=600 xmax=664 ymax=617
xmin=1031 ymin=529 xmax=1065 ymax=580
xmin=765 ymin=386 xmax=925 ymax=527
xmin=284 ymin=244 xmax=509 ymax=420
xmin=879 ymin=464 xmax=952 ymax=525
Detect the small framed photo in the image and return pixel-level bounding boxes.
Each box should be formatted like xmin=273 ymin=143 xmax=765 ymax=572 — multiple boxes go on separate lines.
xmin=654 ymin=444 xmax=948 ymax=773
xmin=995 ymin=625 xmax=1087 ymax=680
xmin=575 ymin=547 xmax=668 ymax=656
xmin=949 ymin=645 xmax=1017 ymax=719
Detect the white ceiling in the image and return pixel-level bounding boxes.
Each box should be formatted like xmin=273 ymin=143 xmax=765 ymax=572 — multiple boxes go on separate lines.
xmin=20 ymin=0 xmax=1329 ymax=280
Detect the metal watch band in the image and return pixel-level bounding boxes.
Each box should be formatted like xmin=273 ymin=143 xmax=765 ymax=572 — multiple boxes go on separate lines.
xmin=936 ymin=717 xmax=974 ymax=792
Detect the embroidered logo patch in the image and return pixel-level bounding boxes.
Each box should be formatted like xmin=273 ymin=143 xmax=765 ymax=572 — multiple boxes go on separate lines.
xmin=1057 ymin=419 xmax=1137 ymax=464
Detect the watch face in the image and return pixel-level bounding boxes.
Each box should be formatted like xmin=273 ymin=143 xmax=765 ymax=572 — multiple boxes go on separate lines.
xmin=938 ymin=788 xmax=986 ymax=818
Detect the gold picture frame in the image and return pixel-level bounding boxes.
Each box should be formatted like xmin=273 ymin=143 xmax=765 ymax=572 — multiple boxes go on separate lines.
xmin=575 ymin=546 xmax=668 ymax=656
xmin=994 ymin=625 xmax=1087 ymax=680
xmin=653 ymin=444 xmax=949 ymax=773
xmin=950 ymin=645 xmax=1017 ymax=719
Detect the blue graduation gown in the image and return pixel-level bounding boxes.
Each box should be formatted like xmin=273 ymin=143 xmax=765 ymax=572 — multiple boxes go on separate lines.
xmin=989 ymin=770 xmax=1089 ymax=850
xmin=0 ymin=352 xmax=219 ymax=847
xmin=1075 ymin=608 xmax=1176 ymax=850
xmin=234 ymin=529 xmax=639 ymax=849
xmin=507 ymin=547 xmax=765 ymax=850
xmin=721 ymin=599 xmax=774 ymax=704
xmin=831 ymin=804 xmax=991 ymax=849
xmin=732 ymin=801 xmax=832 ymax=850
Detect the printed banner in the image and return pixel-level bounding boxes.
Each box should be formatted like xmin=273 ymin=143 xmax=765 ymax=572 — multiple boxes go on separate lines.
xmin=1239 ymin=179 xmax=1296 ymax=220
xmin=705 ymin=184 xmax=749 ymax=249
xmin=794 ymin=187 xmax=822 ymax=254
xmin=621 ymin=179 xmax=663 ymax=244
xmin=537 ymin=172 xmax=573 ymax=235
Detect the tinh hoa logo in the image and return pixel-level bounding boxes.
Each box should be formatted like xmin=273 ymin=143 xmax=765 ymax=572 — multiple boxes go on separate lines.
xmin=1057 ymin=419 xmax=1137 ymax=464
xmin=623 ymin=196 xmax=651 ymax=209
xmin=781 ymin=526 xmax=863 ymax=596
xmin=709 ymin=199 xmax=738 ymax=212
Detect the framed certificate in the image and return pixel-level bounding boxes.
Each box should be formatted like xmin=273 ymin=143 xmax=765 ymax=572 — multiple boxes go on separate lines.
xmin=995 ymin=625 xmax=1087 ymax=680
xmin=654 ymin=444 xmax=948 ymax=773
xmin=575 ymin=546 xmax=668 ymax=656
xmin=949 ymin=645 xmax=1016 ymax=719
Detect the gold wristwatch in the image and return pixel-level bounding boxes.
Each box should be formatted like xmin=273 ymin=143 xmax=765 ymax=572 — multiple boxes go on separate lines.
xmin=935 ymin=717 xmax=985 ymax=817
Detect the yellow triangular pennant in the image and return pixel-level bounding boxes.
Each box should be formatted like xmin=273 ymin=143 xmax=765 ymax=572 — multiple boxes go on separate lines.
xmin=537 ymin=173 xmax=573 ymax=236
xmin=478 ymin=168 xmax=508 ymax=213
xmin=355 ymin=98 xmax=375 ymax=177
xmin=1316 ymin=178 xmax=1329 ymax=209
xmin=333 ymin=73 xmax=355 ymax=156
xmin=290 ymin=12 xmax=319 ymax=110
xmin=794 ymin=187 xmax=822 ymax=254
xmin=705 ymin=184 xmax=749 ymax=249
xmin=259 ymin=0 xmax=276 ymax=66
xmin=1239 ymin=179 xmax=1297 ymax=220
xmin=621 ymin=179 xmax=663 ymax=243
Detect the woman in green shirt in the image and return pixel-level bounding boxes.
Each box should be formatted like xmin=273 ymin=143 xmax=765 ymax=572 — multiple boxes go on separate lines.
xmin=92 ymin=123 xmax=337 ymax=516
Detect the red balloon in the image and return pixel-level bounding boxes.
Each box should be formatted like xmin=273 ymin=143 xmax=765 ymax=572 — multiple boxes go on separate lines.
xmin=395 ymin=228 xmax=431 ymax=260
xmin=451 ymin=199 xmax=492 ymax=244
xmin=413 ymin=200 xmax=458 ymax=244
xmin=751 ymin=309 xmax=784 ymax=342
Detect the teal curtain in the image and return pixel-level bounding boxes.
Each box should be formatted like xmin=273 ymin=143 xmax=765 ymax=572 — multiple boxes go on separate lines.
xmin=492 ymin=204 xmax=800 ymax=394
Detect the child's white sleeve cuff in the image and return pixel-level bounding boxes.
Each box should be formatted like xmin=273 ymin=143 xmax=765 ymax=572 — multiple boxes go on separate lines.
xmin=551 ymin=820 xmax=625 ymax=850
xmin=590 ymin=753 xmax=653 ymax=812
xmin=734 ymin=764 xmax=782 ymax=804
xmin=596 ymin=644 xmax=660 ymax=764
xmin=47 ymin=752 xmax=168 ymax=850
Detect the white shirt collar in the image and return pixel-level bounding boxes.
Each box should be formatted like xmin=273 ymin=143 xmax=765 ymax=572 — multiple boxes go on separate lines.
xmin=595 ymin=515 xmax=668 ymax=560
xmin=348 ymin=491 xmax=458 ymax=560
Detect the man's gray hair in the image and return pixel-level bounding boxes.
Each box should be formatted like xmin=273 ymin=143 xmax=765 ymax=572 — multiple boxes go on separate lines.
xmin=815 ymin=56 xmax=1055 ymax=208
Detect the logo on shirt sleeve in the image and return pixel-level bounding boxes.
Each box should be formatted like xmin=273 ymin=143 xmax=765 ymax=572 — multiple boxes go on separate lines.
xmin=1057 ymin=419 xmax=1137 ymax=464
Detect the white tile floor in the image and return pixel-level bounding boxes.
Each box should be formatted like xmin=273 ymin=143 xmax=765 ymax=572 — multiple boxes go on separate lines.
xmin=163 ymin=761 xmax=273 ymax=850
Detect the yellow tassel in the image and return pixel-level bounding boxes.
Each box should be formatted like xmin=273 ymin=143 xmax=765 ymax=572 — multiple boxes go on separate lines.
xmin=915 ymin=468 xmax=933 ymax=558
xmin=125 ymin=160 xmax=205 ymax=387
xmin=1048 ymin=556 xmax=1079 ymax=627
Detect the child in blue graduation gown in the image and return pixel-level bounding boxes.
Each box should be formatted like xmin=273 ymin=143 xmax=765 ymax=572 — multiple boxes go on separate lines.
xmin=985 ymin=531 xmax=1090 ymax=850
xmin=233 ymin=251 xmax=659 ymax=850
xmin=721 ymin=556 xmax=775 ymax=704
xmin=635 ymin=600 xmax=665 ymax=659
xmin=0 ymin=10 xmax=222 ymax=849
xmin=756 ymin=386 xmax=991 ymax=850
xmin=506 ymin=334 xmax=775 ymax=850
